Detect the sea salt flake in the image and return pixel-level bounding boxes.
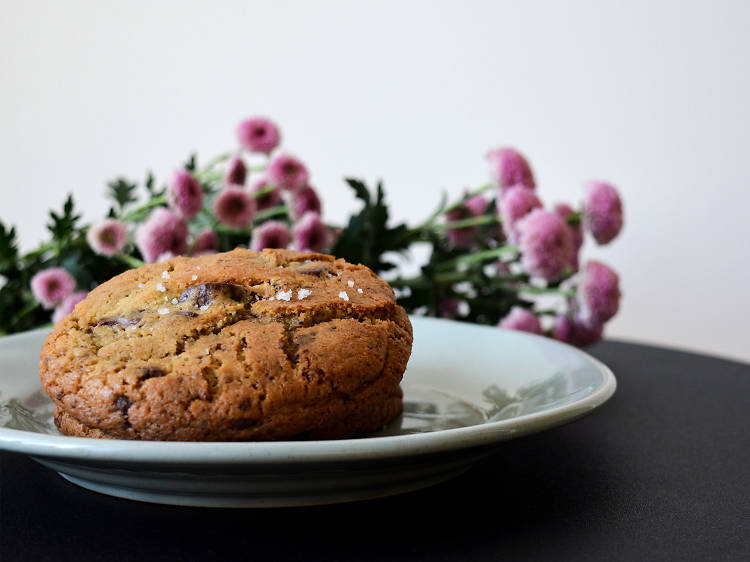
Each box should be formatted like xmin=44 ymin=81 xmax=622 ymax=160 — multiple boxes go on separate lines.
xmin=298 ymin=289 xmax=312 ymax=300
xmin=191 ymin=275 xmax=198 ymax=281
xmin=161 ymin=270 xmax=170 ymax=279
xmin=347 ymin=280 xmax=354 ymax=287
xmin=158 ymin=308 xmax=169 ymax=315
xmin=156 ymin=282 xmax=166 ymax=292
xmin=357 ymin=288 xmax=363 ymax=294
xmin=276 ymin=290 xmax=292 ymax=301
xmin=171 ymin=298 xmax=178 ymax=305
xmin=137 ymin=283 xmax=145 ymax=288
xmin=199 ymin=304 xmax=210 ymax=311
xmin=338 ymin=291 xmax=349 ymax=301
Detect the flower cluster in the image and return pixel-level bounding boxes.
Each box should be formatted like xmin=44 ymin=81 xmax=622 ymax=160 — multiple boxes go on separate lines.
xmin=0 ymin=117 xmax=623 ymax=347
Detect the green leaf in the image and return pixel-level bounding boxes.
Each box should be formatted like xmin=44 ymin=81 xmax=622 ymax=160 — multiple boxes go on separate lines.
xmin=332 ymin=178 xmax=412 ymax=273
xmin=0 ymin=222 xmax=19 ymax=273
xmin=107 ymin=177 xmax=138 ymax=213
xmin=184 ymin=153 xmax=197 ymax=172
xmin=46 ymin=195 xmax=81 ymax=244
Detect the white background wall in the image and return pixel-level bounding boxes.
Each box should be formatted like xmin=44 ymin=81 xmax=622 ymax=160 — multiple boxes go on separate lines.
xmin=1 ymin=0 xmax=748 ymax=362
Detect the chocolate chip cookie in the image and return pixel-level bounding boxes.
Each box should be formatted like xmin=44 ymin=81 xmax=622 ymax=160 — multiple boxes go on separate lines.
xmin=39 ymin=248 xmax=412 ymax=441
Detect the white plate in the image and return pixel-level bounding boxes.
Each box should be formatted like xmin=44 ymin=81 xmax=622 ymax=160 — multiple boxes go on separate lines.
xmin=0 ymin=316 xmax=616 ymax=507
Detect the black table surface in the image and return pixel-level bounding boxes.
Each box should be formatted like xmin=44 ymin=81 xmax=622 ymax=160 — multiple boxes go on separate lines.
xmin=1 ymin=340 xmax=748 ymax=561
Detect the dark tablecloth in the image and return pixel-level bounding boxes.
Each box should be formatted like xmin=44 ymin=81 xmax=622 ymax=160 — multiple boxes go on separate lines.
xmin=1 ymin=340 xmax=749 ymax=561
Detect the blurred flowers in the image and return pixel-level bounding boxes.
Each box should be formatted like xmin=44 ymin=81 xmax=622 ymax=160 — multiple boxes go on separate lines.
xmin=0 ymin=117 xmax=623 ymax=346
xmin=30 ymin=268 xmax=76 ymax=309
xmin=135 ymin=208 xmax=188 ymax=263
xmin=168 ymin=170 xmax=204 ymax=220
xmin=236 ymin=117 xmax=281 ymax=155
xmin=86 ymin=219 xmax=128 ymax=257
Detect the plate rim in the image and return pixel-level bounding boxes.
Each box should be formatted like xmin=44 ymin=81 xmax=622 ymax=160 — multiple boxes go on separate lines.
xmin=0 ymin=318 xmax=617 ymax=464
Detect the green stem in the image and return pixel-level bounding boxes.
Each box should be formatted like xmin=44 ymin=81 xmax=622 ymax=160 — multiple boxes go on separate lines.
xmin=120 ymin=196 xmax=167 ymax=222
xmin=442 ymin=182 xmax=493 ymax=214
xmin=498 ymin=284 xmax=575 ymax=297
xmin=435 ymin=246 xmax=517 ymax=272
xmin=406 ymin=182 xmax=495 ymax=237
xmin=436 ymin=215 xmax=501 ymax=231
xmin=254 ymin=205 xmax=288 ymax=222
xmin=199 ymin=151 xmax=234 ymax=172
xmin=23 ymin=241 xmax=58 ymax=260
xmin=117 ymin=254 xmax=145 ymax=269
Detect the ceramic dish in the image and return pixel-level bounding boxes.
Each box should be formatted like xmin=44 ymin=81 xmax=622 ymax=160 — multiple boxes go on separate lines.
xmin=0 ymin=316 xmax=616 ymax=507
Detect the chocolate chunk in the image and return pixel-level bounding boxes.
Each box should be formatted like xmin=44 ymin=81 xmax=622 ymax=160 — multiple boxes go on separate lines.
xmin=138 ymin=366 xmax=165 ymax=381
xmin=114 ymin=395 xmax=133 ymax=414
xmin=97 ymin=315 xmax=141 ymax=328
xmin=178 ymin=282 xmax=249 ymax=307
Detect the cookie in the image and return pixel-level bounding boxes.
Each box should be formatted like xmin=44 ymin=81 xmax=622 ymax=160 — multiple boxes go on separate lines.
xmin=39 ymin=248 xmax=413 ymax=441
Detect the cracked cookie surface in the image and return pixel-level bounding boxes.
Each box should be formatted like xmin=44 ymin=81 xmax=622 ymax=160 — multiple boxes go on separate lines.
xmin=39 ymin=248 xmax=412 ymax=441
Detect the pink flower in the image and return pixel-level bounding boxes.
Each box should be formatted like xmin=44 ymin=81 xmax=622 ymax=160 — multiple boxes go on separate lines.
xmin=52 ymin=291 xmax=87 ymax=323
xmin=250 ymin=220 xmax=291 ymax=251
xmin=486 ymin=147 xmax=535 ymax=192
xmin=553 ymin=203 xmax=583 ymax=271
xmin=267 ymin=154 xmax=309 ymax=191
xmin=498 ymin=306 xmax=543 ymax=335
xmin=213 ymin=187 xmax=255 ymax=228
xmin=577 ymin=261 xmax=621 ymax=328
xmin=292 ymin=212 xmax=330 ymax=253
xmin=236 ymin=117 xmax=281 ymax=155
xmin=291 ymin=185 xmax=322 ymax=220
xmin=86 ymin=218 xmax=128 ymax=257
xmin=499 ymin=185 xmax=542 ymax=244
xmin=517 ymin=209 xmax=575 ymax=281
xmin=134 ymin=207 xmax=189 ymax=263
xmin=168 ymin=170 xmax=204 ymax=220
xmin=248 ymin=177 xmax=283 ymax=212
xmin=30 ymin=267 xmax=76 ymax=309
xmin=583 ymin=181 xmax=623 ymax=245
xmin=190 ymin=228 xmax=219 ymax=255
xmin=553 ymin=315 xmax=603 ymax=347
xmin=224 ymin=155 xmax=247 ymax=186
xmin=445 ymin=194 xmax=486 ymax=248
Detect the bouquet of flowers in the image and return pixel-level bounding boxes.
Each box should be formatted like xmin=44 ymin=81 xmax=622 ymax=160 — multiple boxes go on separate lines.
xmin=0 ymin=117 xmax=623 ymax=346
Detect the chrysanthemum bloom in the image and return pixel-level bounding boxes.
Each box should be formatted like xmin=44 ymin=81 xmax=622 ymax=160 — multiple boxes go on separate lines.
xmin=52 ymin=291 xmax=87 ymax=323
xmin=250 ymin=220 xmax=291 ymax=252
xmin=168 ymin=170 xmax=204 ymax=220
xmin=86 ymin=218 xmax=128 ymax=257
xmin=190 ymin=228 xmax=220 ymax=255
xmin=552 ymin=315 xmax=603 ymax=347
xmin=293 ymin=211 xmax=330 ymax=253
xmin=236 ymin=117 xmax=281 ymax=155
xmin=486 ymin=147 xmax=535 ymax=192
xmin=498 ymin=306 xmax=543 ymax=335
xmin=267 ymin=154 xmax=309 ymax=191
xmin=583 ymin=181 xmax=623 ymax=245
xmin=554 ymin=203 xmax=584 ymax=270
xmin=577 ymin=260 xmax=621 ymax=328
xmin=445 ymin=194 xmax=487 ymax=248
xmin=213 ymin=187 xmax=255 ymax=228
xmin=516 ymin=208 xmax=575 ymax=281
xmin=224 ymin=155 xmax=247 ymax=186
xmin=248 ymin=177 xmax=283 ymax=212
xmin=499 ymin=185 xmax=542 ymax=244
xmin=291 ymin=185 xmax=323 ymax=220
xmin=30 ymin=267 xmax=76 ymax=309
xmin=134 ymin=207 xmax=189 ymax=263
